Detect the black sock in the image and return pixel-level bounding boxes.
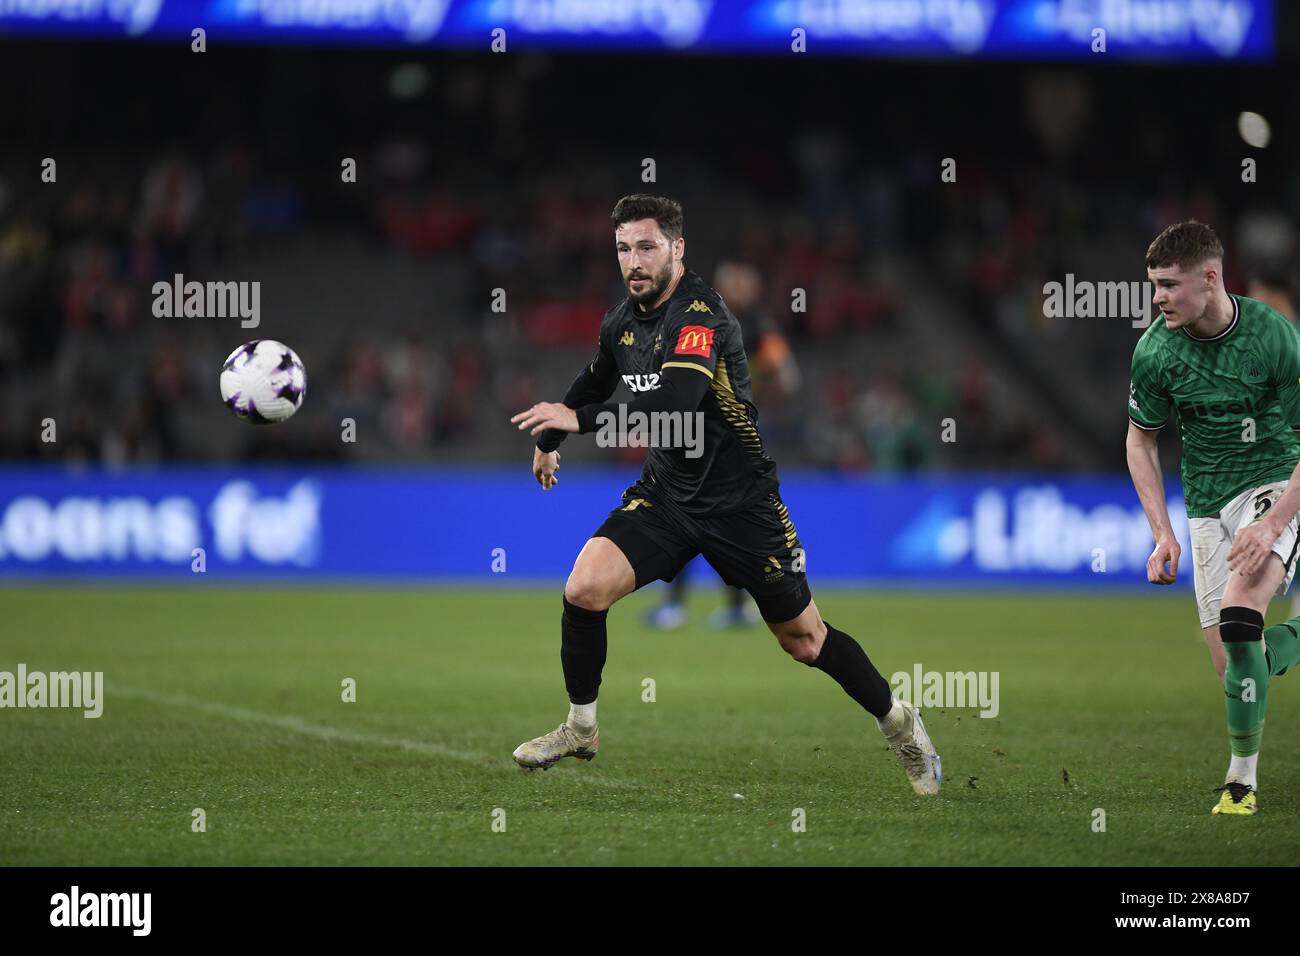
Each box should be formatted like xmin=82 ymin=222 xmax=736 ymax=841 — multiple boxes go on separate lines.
xmin=809 ymin=623 xmax=894 ymax=719
xmin=561 ymin=596 xmax=608 ymax=705
xmin=668 ymin=571 xmax=687 ymax=605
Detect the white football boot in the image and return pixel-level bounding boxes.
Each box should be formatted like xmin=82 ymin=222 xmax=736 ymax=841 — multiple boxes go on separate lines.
xmin=512 ymin=722 xmax=599 ymax=770
xmin=884 ymin=701 xmax=942 ymax=795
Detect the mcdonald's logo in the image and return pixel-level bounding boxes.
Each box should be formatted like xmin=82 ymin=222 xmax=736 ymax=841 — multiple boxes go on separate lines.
xmin=673 ymin=324 xmax=714 ymax=358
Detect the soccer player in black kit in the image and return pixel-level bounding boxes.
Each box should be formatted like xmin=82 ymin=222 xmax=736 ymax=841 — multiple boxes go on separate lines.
xmin=510 ymin=195 xmax=941 ymax=794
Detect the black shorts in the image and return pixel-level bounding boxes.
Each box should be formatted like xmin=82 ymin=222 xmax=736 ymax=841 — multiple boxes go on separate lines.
xmin=593 ymin=479 xmax=812 ymax=624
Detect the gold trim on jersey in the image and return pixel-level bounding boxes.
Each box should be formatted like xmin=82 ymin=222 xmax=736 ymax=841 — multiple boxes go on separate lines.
xmin=660 ymin=361 xmax=713 ymax=378
xmin=711 ymin=356 xmax=766 ymax=457
xmin=771 ymin=495 xmax=799 ymax=549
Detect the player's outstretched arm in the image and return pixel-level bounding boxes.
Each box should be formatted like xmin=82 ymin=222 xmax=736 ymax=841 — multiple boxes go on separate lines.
xmin=516 ymin=342 xmax=618 ymax=491
xmin=1229 ymin=457 xmax=1300 ymax=575
xmin=1126 ymin=421 xmax=1180 ymax=584
xmin=570 ymin=364 xmax=710 ymax=431
xmin=532 ymin=346 xmax=621 ymax=454
xmin=513 ymin=365 xmax=710 ymax=438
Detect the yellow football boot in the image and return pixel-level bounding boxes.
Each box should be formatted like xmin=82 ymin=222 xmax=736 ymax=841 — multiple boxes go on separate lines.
xmin=1211 ymin=782 xmax=1258 ymax=815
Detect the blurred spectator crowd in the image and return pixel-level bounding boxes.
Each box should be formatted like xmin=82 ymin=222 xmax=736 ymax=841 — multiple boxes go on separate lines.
xmin=2 ymin=50 xmax=1298 ymax=476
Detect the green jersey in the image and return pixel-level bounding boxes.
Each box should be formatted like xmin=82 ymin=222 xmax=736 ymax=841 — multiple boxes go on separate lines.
xmin=1129 ymin=294 xmax=1300 ymax=518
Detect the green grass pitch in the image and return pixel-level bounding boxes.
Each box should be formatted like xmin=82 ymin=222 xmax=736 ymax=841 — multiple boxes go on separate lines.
xmin=2 ymin=585 xmax=1298 ymax=866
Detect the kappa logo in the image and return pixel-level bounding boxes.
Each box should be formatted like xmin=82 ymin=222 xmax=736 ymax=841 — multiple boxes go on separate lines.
xmin=674 ymin=325 xmax=714 ymax=358
xmin=619 ymin=330 xmax=635 ymax=346
xmin=653 ymin=332 xmax=663 ymax=354
xmin=685 ymin=299 xmax=713 ymax=314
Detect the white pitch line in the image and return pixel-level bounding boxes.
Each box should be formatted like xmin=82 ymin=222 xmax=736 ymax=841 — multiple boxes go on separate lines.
xmin=112 ymin=685 xmax=642 ymax=789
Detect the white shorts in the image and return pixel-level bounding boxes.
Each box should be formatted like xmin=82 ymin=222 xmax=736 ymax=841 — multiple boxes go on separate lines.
xmin=1189 ymin=480 xmax=1300 ymax=629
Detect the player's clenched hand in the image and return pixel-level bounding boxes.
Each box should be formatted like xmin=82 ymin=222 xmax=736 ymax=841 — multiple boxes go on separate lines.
xmin=1228 ymin=520 xmax=1281 ymax=577
xmin=512 ymin=402 xmax=579 ymax=436
xmin=1146 ymin=535 xmax=1180 ymax=585
xmin=533 ymin=448 xmax=560 ymax=491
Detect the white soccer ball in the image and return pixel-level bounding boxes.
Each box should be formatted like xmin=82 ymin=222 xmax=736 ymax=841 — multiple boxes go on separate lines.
xmin=219 ymin=340 xmax=307 ymax=424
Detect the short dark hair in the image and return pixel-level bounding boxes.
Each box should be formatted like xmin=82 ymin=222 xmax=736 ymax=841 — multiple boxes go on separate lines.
xmin=611 ymin=194 xmax=683 ymax=242
xmin=1145 ymin=221 xmax=1224 ymax=271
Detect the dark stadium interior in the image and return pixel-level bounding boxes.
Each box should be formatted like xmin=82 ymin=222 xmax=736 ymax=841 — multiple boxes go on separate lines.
xmin=2 ymin=38 xmax=1298 ymax=473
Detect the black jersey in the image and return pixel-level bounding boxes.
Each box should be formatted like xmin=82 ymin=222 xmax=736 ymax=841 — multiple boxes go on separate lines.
xmin=587 ymin=269 xmax=779 ymax=515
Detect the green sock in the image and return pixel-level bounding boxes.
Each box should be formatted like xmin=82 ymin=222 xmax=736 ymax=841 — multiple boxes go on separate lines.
xmin=1222 ymin=607 xmax=1269 ymax=758
xmin=1265 ymin=620 xmax=1300 ymax=679
xmin=1220 ymin=619 xmax=1300 ymax=761
xmin=1225 ymin=640 xmax=1268 ymax=757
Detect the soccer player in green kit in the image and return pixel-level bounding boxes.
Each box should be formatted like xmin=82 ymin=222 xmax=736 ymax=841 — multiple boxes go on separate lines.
xmin=1127 ymin=221 xmax=1300 ymax=815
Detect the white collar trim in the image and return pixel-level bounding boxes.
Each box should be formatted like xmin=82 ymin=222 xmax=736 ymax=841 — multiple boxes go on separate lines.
xmin=1180 ymin=295 xmax=1239 ymax=342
